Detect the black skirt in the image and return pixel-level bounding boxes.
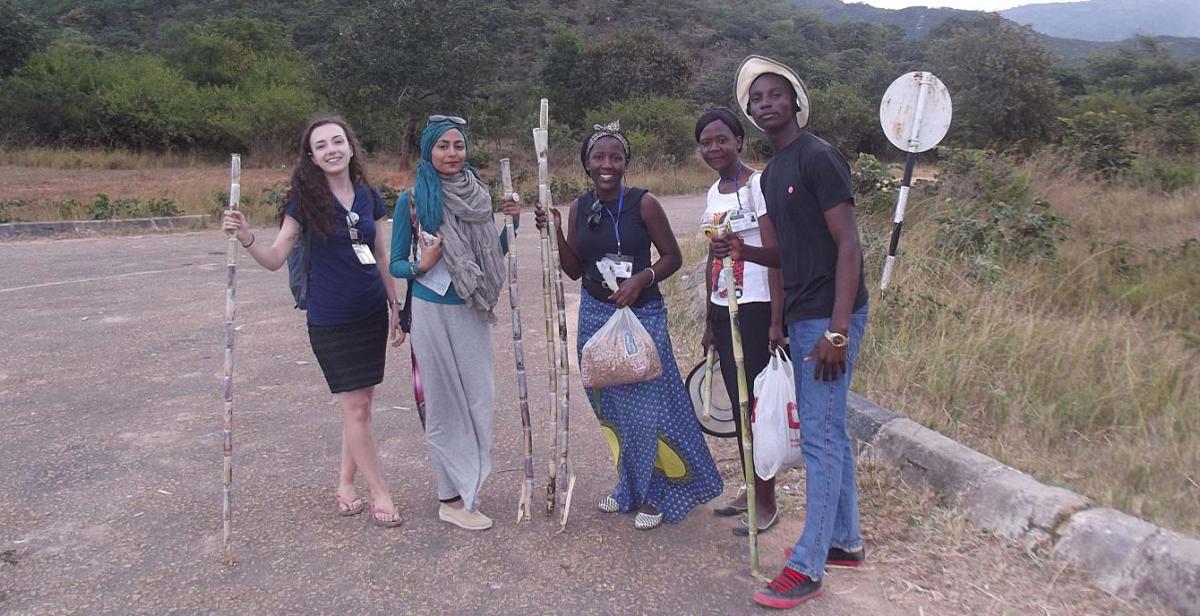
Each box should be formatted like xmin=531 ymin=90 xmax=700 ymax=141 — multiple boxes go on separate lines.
xmin=307 ymin=309 xmax=388 ymax=394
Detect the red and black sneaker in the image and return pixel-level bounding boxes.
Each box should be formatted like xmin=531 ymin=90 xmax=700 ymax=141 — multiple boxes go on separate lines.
xmin=783 ymin=546 xmax=868 ymax=569
xmin=753 ymin=567 xmax=823 ymax=609
xmin=826 ymin=546 xmax=866 ymax=569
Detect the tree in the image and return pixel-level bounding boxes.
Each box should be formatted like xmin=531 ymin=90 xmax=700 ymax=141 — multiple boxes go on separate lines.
xmin=316 ymin=0 xmax=520 ymax=162
xmin=578 ymin=29 xmax=695 ymax=109
xmin=923 ymin=15 xmax=1061 ymax=149
xmin=539 ymin=24 xmax=588 ymax=127
xmin=538 ymin=27 xmax=694 ymax=128
xmin=0 ymin=1 xmax=46 ymax=77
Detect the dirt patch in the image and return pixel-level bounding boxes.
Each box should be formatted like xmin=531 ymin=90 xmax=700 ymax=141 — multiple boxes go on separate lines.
xmin=0 ymin=163 xmax=414 ymax=222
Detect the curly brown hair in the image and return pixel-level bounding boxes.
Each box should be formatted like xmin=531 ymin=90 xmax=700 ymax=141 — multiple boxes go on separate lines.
xmin=280 ymin=115 xmax=370 ymax=238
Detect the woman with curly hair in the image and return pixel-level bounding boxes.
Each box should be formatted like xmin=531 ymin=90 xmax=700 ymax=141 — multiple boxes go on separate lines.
xmin=222 ymin=115 xmax=405 ymax=527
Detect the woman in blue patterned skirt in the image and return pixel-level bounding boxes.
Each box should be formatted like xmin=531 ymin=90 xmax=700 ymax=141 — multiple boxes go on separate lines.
xmin=534 ymin=122 xmax=723 ymax=529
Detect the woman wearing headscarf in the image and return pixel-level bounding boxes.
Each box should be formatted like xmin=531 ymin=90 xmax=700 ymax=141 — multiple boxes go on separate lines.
xmin=389 ymin=115 xmax=521 ymax=531
xmin=695 ymin=108 xmax=781 ymax=535
xmin=534 ymin=122 xmax=723 ymax=530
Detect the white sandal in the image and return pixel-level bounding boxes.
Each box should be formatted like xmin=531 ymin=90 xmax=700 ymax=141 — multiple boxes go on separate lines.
xmin=598 ymin=495 xmax=620 ymax=513
xmin=634 ymin=511 xmax=663 ymax=530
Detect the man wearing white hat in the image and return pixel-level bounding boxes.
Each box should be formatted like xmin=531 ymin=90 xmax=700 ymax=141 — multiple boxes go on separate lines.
xmin=713 ymin=55 xmax=870 ymax=609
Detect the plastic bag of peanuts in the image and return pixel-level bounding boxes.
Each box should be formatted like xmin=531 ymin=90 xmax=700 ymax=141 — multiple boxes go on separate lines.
xmin=581 ymin=306 xmax=662 ymax=388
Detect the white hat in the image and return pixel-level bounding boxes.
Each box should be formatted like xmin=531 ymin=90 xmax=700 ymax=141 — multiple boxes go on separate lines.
xmin=735 ymin=55 xmax=810 ymax=131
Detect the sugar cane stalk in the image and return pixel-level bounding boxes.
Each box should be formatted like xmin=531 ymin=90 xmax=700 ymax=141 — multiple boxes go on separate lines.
xmin=533 ymin=120 xmax=560 ymax=516
xmin=501 ymin=159 xmax=535 ymax=524
xmin=535 ymin=98 xmax=575 ymax=527
xmin=702 ymin=345 xmax=716 ymax=422
xmin=221 ymin=153 xmax=241 ymax=566
xmin=707 ymin=221 xmax=760 ymax=578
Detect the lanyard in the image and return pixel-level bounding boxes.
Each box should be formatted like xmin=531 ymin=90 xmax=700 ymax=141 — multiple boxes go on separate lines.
xmin=602 ymin=185 xmax=625 ymax=255
xmin=722 ymin=161 xmax=746 ymax=212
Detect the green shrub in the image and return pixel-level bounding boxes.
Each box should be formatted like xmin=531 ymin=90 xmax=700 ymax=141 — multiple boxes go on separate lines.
xmin=550 ymin=174 xmax=590 ymax=203
xmin=584 ymin=96 xmax=697 ymax=165
xmin=87 ymin=194 xmax=140 ymax=220
xmin=143 ymin=198 xmax=181 ymax=217
xmin=808 ymin=83 xmax=878 ymax=155
xmin=1131 ymin=156 xmax=1198 ymax=193
xmin=937 ymin=147 xmax=991 ymax=179
xmin=1061 ymin=111 xmax=1136 ymax=178
xmin=374 ymin=181 xmax=399 ymax=207
xmin=850 ymin=153 xmax=898 ymax=214
xmin=2 ymin=40 xmax=316 ymax=154
xmin=934 ymin=151 xmax=1070 ymax=269
xmin=0 ymin=198 xmax=22 ymax=223
xmin=1148 ymin=110 xmax=1200 ymax=155
xmin=57 ymin=199 xmax=83 ymax=220
xmin=467 ymin=147 xmax=495 ymax=170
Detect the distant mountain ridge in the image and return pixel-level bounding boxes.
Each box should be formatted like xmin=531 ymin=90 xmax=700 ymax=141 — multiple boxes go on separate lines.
xmin=787 ymin=0 xmax=1200 ymax=63
xmin=1002 ymin=0 xmax=1200 ymax=42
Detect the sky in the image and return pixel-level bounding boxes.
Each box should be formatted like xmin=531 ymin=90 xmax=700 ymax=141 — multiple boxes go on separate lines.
xmin=851 ymin=0 xmax=1087 ymax=11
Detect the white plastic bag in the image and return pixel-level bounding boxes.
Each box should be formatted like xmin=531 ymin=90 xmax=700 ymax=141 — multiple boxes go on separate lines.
xmin=580 ymin=306 xmax=662 ymax=388
xmin=751 ymin=348 xmax=802 ymax=480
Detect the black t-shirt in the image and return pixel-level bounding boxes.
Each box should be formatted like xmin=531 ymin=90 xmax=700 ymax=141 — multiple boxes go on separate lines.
xmin=574 ymin=186 xmax=662 ymax=306
xmin=760 ymin=132 xmax=868 ymax=323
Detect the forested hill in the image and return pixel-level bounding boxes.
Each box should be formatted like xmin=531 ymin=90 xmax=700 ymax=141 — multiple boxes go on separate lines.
xmin=1 ymin=0 xmax=1197 ymax=163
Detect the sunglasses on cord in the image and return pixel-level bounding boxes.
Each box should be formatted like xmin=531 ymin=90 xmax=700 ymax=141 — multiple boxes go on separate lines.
xmin=428 ymin=114 xmax=467 ymax=126
xmin=587 ymin=200 xmax=604 ymax=230
xmin=346 ymin=212 xmax=361 ymax=242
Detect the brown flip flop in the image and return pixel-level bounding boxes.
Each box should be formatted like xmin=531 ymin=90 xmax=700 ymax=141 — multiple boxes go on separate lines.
xmin=336 ymin=493 xmax=366 ymax=516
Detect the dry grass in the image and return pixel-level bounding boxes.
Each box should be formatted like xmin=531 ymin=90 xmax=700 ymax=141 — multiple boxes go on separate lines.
xmin=627 ymin=157 xmax=718 ymax=197
xmin=0 ymin=145 xmax=715 ymax=223
xmin=0 ymin=152 xmax=416 ymax=224
xmin=665 ymin=156 xmax=1200 ymax=537
xmin=0 ymin=147 xmax=222 ymax=170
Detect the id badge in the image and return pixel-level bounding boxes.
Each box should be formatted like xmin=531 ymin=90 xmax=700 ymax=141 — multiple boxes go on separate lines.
xmin=728 ymin=211 xmax=759 ymax=234
xmin=601 ymin=253 xmax=634 ymax=279
xmin=352 ymin=243 xmax=376 ymax=265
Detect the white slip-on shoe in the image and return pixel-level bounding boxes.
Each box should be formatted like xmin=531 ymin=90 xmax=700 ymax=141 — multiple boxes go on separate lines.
xmin=634 ymin=511 xmax=664 ymax=530
xmin=439 ymin=504 xmax=493 ymax=531
xmin=598 ymin=495 xmax=620 ymax=513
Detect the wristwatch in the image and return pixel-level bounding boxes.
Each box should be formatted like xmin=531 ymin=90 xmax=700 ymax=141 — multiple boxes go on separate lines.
xmin=823 ymin=330 xmax=849 ymax=348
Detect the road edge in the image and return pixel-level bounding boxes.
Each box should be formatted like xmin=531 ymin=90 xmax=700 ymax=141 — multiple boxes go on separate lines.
xmin=848 ymin=392 xmax=1199 ymax=616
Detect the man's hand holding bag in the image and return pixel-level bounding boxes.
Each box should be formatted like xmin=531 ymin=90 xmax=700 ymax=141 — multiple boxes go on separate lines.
xmin=751 ymin=348 xmax=803 ymax=479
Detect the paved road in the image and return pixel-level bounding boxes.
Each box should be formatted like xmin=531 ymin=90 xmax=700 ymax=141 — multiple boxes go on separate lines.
xmin=0 ymin=194 xmax=1127 ymax=615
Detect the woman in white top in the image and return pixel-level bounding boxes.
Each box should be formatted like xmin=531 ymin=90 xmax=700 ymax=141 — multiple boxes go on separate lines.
xmin=696 ymin=108 xmax=782 ymax=535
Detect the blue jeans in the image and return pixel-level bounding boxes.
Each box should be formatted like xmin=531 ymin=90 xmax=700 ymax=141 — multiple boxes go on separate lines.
xmin=784 ymin=305 xmax=868 ymax=580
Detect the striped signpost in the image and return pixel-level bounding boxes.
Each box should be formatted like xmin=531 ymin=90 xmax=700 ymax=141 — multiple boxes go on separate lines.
xmin=878 ymin=71 xmax=953 ymax=292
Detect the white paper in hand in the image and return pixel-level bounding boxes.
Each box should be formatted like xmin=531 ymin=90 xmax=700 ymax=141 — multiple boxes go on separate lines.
xmin=417 ymin=242 xmax=453 ymax=296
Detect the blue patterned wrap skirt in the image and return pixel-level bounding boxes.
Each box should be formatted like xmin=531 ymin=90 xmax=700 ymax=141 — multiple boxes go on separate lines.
xmin=578 ymin=291 xmax=724 ymax=523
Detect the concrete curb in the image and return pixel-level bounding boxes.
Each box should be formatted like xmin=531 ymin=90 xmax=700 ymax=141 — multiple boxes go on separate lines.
xmin=0 ymin=215 xmax=210 ymax=239
xmin=846 ymin=393 xmax=1198 ymax=615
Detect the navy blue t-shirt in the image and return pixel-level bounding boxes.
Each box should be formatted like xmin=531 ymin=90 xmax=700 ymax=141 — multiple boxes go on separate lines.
xmin=284 ymin=185 xmax=389 ymax=326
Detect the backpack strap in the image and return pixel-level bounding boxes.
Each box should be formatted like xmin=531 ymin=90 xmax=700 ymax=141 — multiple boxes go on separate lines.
xmin=301 ymin=215 xmax=313 ymax=277
xmin=405 ymin=192 xmax=419 ymax=260
xmin=399 ymin=189 xmax=418 ymax=334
